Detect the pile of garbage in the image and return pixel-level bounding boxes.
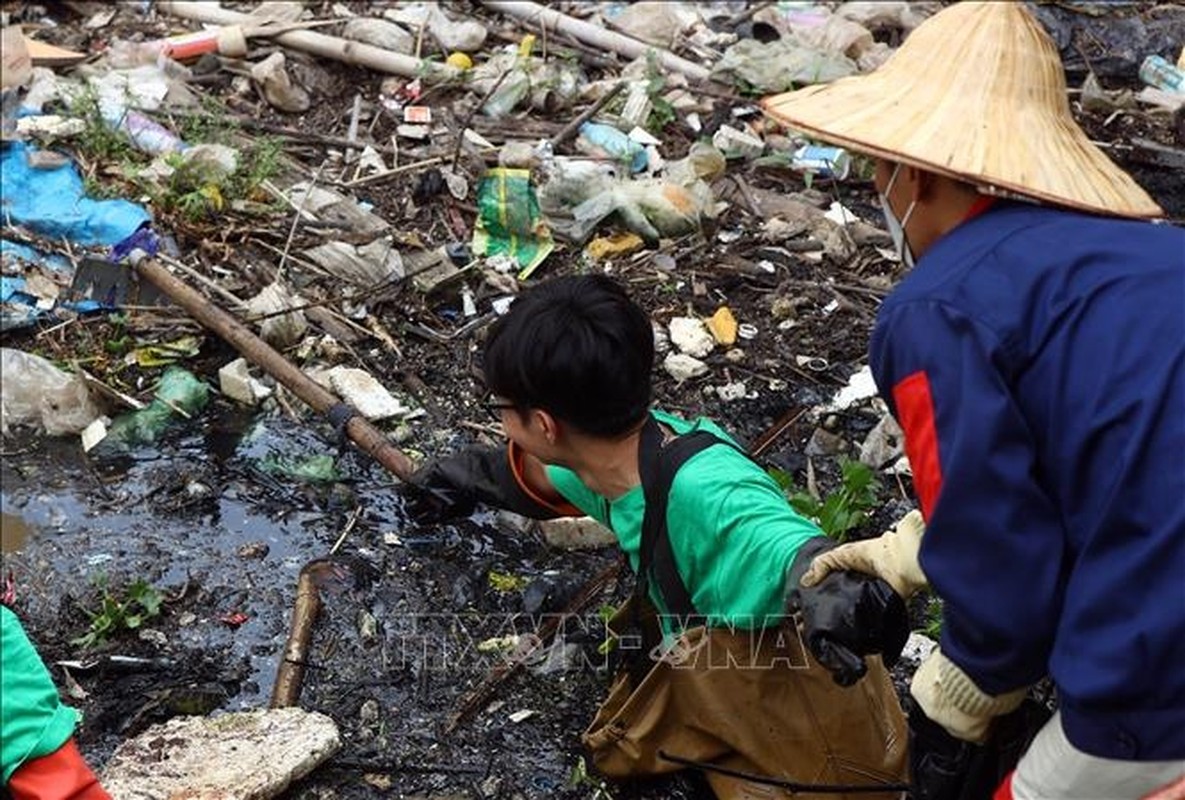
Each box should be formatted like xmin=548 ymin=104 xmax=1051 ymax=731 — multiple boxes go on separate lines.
xmin=2 ymin=1 xmax=1183 ymax=795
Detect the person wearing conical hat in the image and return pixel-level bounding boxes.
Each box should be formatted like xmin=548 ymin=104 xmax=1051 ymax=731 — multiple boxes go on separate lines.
xmin=765 ymin=3 xmax=1185 ymax=800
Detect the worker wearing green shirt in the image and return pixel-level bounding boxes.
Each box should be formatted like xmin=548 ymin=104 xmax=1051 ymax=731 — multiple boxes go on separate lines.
xmin=1 ymin=605 xmax=109 ymax=798
xmin=410 ymin=275 xmax=908 ymax=799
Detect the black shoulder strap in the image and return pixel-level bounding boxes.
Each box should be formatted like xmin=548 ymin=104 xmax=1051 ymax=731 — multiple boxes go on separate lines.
xmin=636 ymin=415 xmax=740 ymax=628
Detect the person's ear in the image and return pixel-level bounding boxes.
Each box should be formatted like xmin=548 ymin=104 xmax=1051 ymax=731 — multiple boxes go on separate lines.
xmin=535 ymin=409 xmax=560 ymax=445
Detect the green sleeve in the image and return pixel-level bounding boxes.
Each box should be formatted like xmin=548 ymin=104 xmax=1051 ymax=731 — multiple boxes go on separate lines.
xmin=1 ymin=606 xmax=79 ymax=784
xmin=670 ymin=449 xmax=822 ymax=627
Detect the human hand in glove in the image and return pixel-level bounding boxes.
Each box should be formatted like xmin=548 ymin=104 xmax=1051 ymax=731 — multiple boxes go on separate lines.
xmin=908 ymin=649 xmax=1039 ymax=800
xmin=786 ymin=536 xmax=909 ymax=686
xmin=405 ymin=442 xmax=571 ymax=523
xmin=800 ymin=510 xmax=928 ymax=598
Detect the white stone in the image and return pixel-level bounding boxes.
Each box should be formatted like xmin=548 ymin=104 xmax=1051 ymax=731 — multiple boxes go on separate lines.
xmin=218 ymin=358 xmax=271 ymax=405
xmin=716 ymin=381 xmax=747 ymax=402
xmin=101 ymin=707 xmax=340 ymax=800
xmin=663 ymin=353 xmax=709 ymax=381
xmin=325 ymin=366 xmax=409 ymax=421
xmin=668 ymin=316 xmax=714 ymax=357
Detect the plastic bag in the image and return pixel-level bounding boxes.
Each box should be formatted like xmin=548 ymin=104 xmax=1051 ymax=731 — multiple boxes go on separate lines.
xmin=0 ymin=348 xmax=102 ymax=436
xmin=103 ymin=367 xmax=209 ymax=447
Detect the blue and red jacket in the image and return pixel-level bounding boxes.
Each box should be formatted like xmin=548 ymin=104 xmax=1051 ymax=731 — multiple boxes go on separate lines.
xmin=871 ymin=202 xmax=1185 ymax=761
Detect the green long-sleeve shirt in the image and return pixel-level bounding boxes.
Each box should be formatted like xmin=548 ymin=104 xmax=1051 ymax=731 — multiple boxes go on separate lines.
xmin=1 ymin=606 xmax=79 ymax=784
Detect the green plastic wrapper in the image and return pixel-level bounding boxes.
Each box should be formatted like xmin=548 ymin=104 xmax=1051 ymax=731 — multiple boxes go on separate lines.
xmin=104 ymin=366 xmax=210 ymax=446
xmin=471 ymin=167 xmax=554 ymax=279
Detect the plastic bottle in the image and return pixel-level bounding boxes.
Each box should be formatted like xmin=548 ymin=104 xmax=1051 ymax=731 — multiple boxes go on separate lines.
xmin=103 ymin=107 xmax=188 ymax=155
xmin=1140 ymin=55 xmax=1185 ymax=94
xmin=576 ymin=122 xmax=648 ymax=173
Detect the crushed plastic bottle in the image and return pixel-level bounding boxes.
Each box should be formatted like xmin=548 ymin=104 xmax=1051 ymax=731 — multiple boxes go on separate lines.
xmin=576 ymin=122 xmax=648 ymax=173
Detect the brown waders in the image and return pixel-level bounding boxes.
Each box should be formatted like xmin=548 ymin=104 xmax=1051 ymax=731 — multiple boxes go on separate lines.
xmin=582 ymin=419 xmax=908 ymax=798
xmin=582 ymin=602 xmax=908 ymax=799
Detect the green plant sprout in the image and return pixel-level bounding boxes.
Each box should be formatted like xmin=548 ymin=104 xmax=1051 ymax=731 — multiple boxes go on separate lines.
xmin=772 ymin=457 xmax=883 ymax=541
xmin=73 ymin=577 xmax=164 ymax=649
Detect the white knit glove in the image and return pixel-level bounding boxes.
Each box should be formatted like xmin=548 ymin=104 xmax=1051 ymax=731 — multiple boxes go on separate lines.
xmin=910 ymin=647 xmax=1028 ymax=743
xmin=799 ymin=509 xmax=928 ymax=598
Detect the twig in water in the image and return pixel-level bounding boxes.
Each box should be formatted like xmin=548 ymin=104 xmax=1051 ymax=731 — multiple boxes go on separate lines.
xmin=329 ymin=506 xmax=364 ymax=556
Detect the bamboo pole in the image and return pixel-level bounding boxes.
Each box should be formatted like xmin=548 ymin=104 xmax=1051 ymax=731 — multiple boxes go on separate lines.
xmin=130 ymin=254 xmax=418 ymax=481
xmin=270 ymin=561 xmax=324 ymax=708
xmin=156 ymin=1 xmax=459 ymax=83
xmin=480 ymin=1 xmax=711 ymax=81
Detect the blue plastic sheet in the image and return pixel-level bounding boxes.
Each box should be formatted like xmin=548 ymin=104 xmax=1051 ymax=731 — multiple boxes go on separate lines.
xmin=0 ymin=141 xmax=150 ymax=246
xmin=0 ymin=143 xmax=152 ymax=328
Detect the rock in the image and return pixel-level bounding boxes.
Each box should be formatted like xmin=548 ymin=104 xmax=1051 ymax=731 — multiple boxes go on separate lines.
xmin=318 ymin=366 xmax=410 ymax=421
xmin=101 ymin=707 xmax=340 ymax=800
xmin=668 ymin=316 xmax=714 ymax=358
xmin=805 ymin=427 xmax=849 ymax=456
xmin=536 ymin=516 xmax=617 ymax=550
xmin=218 ymin=358 xmax=272 ymax=405
xmin=662 ymin=353 xmax=709 ymax=382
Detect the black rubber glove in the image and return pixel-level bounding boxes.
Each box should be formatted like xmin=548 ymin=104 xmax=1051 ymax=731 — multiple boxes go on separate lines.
xmin=909 ymin=695 xmax=980 ymax=800
xmin=406 ymin=445 xmax=564 ymax=522
xmin=907 ymin=695 xmax=1050 ymax=800
xmin=786 ymin=536 xmax=909 ymax=686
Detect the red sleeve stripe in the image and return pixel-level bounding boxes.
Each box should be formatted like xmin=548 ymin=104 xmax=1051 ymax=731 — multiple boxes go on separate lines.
xmin=893 ymin=370 xmax=943 ymax=520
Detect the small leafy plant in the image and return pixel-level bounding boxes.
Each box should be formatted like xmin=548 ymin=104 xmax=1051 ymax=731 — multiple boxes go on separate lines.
xmin=919 ymin=592 xmax=943 ymax=640
xmin=73 ymin=577 xmax=163 ymax=649
xmin=773 ymin=457 xmax=883 ymax=542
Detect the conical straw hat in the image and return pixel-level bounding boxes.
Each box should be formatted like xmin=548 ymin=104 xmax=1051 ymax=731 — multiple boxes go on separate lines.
xmin=762 ymin=1 xmax=1162 ymax=219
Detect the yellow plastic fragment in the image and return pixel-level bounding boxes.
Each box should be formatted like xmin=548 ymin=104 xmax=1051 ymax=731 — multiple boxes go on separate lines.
xmin=707 ymin=306 xmax=739 ymax=346
xmin=585 ymin=232 xmax=645 ymax=261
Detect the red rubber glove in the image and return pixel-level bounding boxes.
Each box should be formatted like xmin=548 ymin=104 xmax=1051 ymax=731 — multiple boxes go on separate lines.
xmin=7 ymin=738 xmax=110 ymax=800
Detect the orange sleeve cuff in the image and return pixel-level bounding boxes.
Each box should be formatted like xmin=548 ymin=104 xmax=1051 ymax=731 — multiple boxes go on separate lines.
xmin=507 ymin=441 xmax=582 ymax=517
xmin=7 ymin=738 xmax=111 ymax=800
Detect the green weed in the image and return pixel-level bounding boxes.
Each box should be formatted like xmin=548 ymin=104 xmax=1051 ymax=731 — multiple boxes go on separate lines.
xmin=919 ymin=592 xmax=943 ymax=640
xmin=68 ymin=88 xmax=135 ymax=164
xmin=73 ymin=577 xmax=164 ymax=649
xmin=772 ymin=457 xmax=883 ymax=541
xmin=643 ymin=51 xmax=677 ymax=133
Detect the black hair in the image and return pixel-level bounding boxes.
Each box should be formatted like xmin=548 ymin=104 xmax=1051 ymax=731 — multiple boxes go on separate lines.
xmin=482 ymin=274 xmax=654 ymax=437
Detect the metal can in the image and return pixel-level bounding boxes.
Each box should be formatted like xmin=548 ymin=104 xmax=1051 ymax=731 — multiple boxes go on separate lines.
xmin=792 ymin=145 xmax=852 ymax=180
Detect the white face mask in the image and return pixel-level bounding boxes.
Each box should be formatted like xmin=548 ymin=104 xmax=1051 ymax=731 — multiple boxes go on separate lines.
xmin=880 ymin=163 xmax=918 ymax=268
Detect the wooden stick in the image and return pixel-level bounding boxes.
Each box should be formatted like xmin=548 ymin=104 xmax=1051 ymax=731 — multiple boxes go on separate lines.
xmin=130 ymin=254 xmax=419 ymax=480
xmin=270 ymin=561 xmax=324 ymax=708
xmin=549 ymin=81 xmax=626 ymax=148
xmin=481 ymin=1 xmax=711 ymax=81
xmin=157 ymin=1 xmax=460 ymax=82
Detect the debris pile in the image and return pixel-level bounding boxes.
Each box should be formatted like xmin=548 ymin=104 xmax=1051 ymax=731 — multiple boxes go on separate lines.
xmin=1 ymin=1 xmax=1181 ymax=796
